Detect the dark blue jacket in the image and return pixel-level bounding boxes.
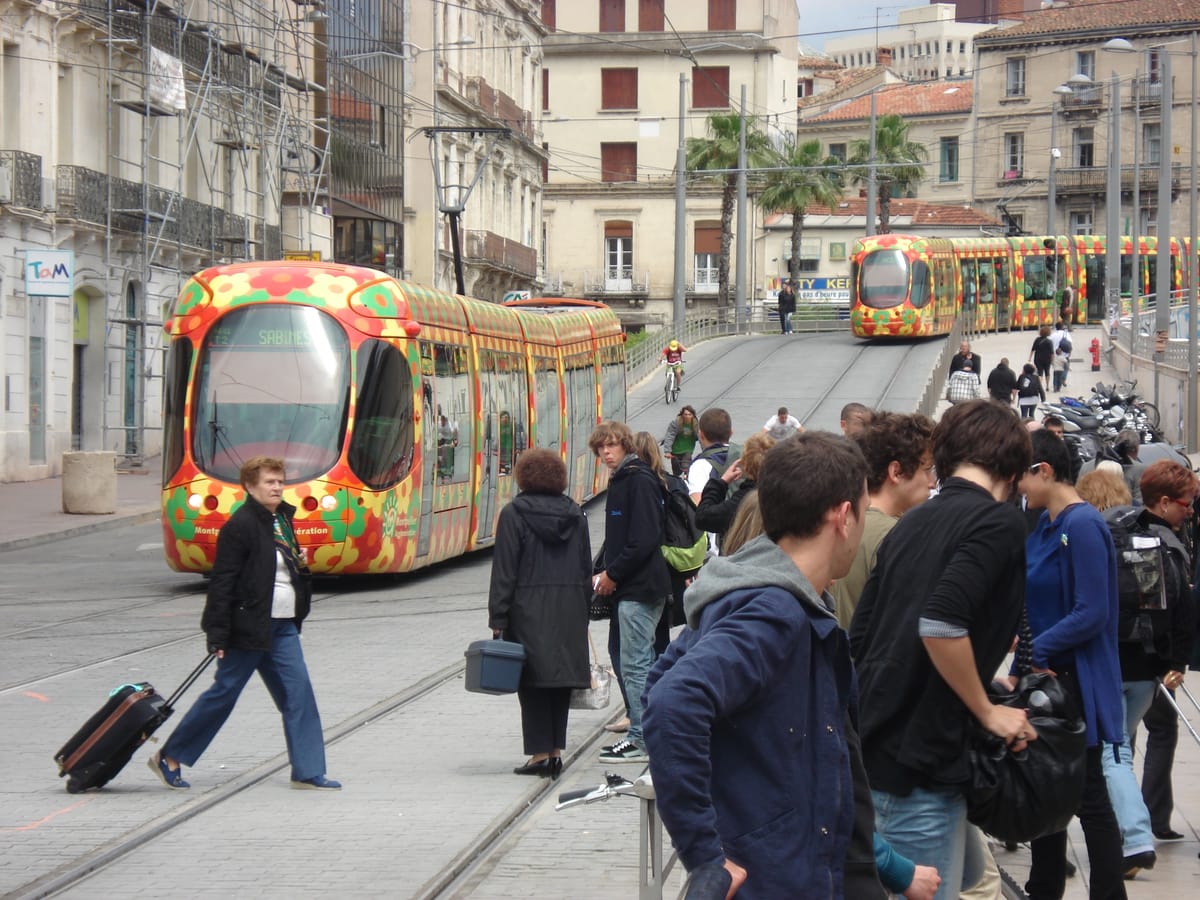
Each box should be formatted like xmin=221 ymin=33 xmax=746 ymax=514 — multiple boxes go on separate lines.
xmin=645 ymin=539 xmax=855 ymax=898
xmin=601 ymin=455 xmax=670 ymax=602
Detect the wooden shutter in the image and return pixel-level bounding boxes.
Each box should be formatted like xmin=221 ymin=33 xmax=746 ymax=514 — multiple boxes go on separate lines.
xmin=708 ymin=0 xmax=735 ymax=31
xmin=600 ymin=144 xmax=637 ymax=182
xmin=605 ymin=221 xmax=633 ymax=239
xmin=599 ymin=0 xmax=625 ymax=32
xmin=542 ymin=69 xmax=549 ymax=111
xmin=692 ymin=67 xmax=730 ymax=109
xmin=639 ymin=0 xmax=664 ymax=31
xmin=601 ymin=68 xmax=638 ymax=109
xmin=694 ymin=225 xmax=721 ymax=254
xmin=541 ymin=0 xmax=556 ymax=31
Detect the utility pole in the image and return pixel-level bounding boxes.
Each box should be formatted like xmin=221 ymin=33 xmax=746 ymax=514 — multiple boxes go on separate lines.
xmin=865 ymin=91 xmax=878 ymax=236
xmin=672 ymin=73 xmax=687 ymax=332
xmin=735 ymin=84 xmax=747 ymax=329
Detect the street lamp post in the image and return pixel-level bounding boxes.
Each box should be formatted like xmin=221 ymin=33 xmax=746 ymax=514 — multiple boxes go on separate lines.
xmin=1048 ymin=83 xmax=1075 ymax=233
xmin=1105 ymin=68 xmax=1122 ymax=332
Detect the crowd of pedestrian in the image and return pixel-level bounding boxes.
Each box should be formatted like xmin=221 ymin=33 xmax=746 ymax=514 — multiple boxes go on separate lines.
xmin=465 ymin=341 xmax=1199 ymax=899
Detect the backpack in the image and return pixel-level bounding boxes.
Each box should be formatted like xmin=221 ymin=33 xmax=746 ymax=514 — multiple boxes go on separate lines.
xmin=694 ymin=441 xmax=744 ymax=493
xmin=1059 ymin=335 xmax=1073 ymax=355
xmin=1103 ymin=505 xmax=1186 ymax=650
xmin=1016 ymin=373 xmax=1037 ymax=396
xmin=661 ymin=474 xmax=707 ymax=574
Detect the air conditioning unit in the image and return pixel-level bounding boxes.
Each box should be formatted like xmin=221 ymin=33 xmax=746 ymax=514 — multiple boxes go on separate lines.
xmin=0 ymin=164 xmax=12 ymax=204
xmin=42 ymin=176 xmax=56 ymax=210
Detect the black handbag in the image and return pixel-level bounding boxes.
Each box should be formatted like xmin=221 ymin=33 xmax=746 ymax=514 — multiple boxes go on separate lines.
xmin=588 ymin=593 xmax=614 ymax=621
xmin=965 ymin=672 xmax=1088 ymax=843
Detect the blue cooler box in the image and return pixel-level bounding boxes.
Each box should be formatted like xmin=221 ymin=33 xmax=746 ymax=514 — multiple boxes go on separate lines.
xmin=464 ymin=639 xmax=526 ymax=694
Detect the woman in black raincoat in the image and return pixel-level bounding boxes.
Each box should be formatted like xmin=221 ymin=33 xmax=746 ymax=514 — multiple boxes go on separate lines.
xmin=488 ymin=448 xmax=592 ymax=779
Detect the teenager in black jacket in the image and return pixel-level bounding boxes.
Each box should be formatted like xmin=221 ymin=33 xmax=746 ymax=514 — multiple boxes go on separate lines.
xmin=590 ymin=421 xmax=669 ymax=764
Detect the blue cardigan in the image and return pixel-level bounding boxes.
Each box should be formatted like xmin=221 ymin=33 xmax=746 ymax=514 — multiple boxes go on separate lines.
xmin=1025 ymin=502 xmax=1125 ymax=747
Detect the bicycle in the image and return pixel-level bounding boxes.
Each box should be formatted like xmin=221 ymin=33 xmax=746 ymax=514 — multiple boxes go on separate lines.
xmin=558 ymin=770 xmax=682 ymax=899
xmin=664 ymin=365 xmax=681 ymax=404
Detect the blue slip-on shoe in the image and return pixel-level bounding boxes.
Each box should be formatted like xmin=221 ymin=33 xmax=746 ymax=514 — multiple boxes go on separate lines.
xmin=148 ymin=753 xmax=190 ymax=789
xmin=291 ymin=775 xmax=342 ymax=790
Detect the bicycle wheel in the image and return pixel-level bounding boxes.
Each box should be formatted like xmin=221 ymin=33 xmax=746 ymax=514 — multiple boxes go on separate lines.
xmin=664 ymin=374 xmax=673 ymax=404
xmin=1138 ymin=401 xmax=1161 ymax=430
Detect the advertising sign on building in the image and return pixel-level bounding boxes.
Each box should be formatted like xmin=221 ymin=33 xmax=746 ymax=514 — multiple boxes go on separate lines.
xmin=766 ymin=275 xmax=849 ymax=303
xmin=25 ymin=250 xmax=74 ymax=297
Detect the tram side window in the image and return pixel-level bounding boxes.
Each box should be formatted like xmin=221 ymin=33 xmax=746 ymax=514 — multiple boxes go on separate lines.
xmin=433 ymin=344 xmax=472 ymax=484
xmin=533 ymin=357 xmax=561 ymax=449
xmin=162 ymin=337 xmax=192 ymax=486
xmin=481 ymin=349 xmax=527 ymax=475
xmin=978 ymin=265 xmax=994 ymax=304
xmin=349 ymin=340 xmax=414 ymax=490
xmin=961 ymin=260 xmax=978 ymax=309
xmin=599 ymin=343 xmax=626 ymax=423
xmin=566 ymin=350 xmax=596 ymax=456
xmin=1024 ymin=257 xmax=1052 ymax=300
xmin=910 ymin=260 xmax=931 ymax=308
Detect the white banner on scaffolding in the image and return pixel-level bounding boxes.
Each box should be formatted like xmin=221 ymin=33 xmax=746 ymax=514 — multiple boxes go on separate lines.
xmin=149 ymin=48 xmax=187 ymax=112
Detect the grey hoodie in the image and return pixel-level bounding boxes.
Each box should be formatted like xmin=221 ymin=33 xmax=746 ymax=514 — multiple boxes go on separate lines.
xmin=682 ymin=534 xmax=837 ymax=630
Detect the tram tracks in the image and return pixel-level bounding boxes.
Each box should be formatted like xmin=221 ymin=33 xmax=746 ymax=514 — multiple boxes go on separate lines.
xmin=11 ymin=659 xmax=469 ymax=900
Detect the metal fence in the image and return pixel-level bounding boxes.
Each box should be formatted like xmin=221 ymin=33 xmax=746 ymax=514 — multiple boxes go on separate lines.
xmin=624 ymin=304 xmax=850 ymax=388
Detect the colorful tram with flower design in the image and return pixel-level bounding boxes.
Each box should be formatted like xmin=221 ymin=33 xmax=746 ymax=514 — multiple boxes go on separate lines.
xmin=850 ymin=232 xmax=1189 ymax=339
xmin=160 ymin=262 xmax=625 ymax=576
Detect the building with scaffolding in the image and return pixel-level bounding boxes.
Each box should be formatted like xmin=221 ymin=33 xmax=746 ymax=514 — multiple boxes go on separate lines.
xmin=0 ymin=0 xmax=329 ymax=481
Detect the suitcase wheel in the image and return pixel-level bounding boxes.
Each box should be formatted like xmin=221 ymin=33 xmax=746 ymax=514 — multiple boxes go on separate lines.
xmin=66 ymin=776 xmax=85 ymax=794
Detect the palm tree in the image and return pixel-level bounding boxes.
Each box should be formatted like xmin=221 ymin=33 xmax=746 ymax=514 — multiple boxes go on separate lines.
xmin=758 ymin=138 xmax=844 ymax=284
xmin=686 ymin=112 xmax=773 ymax=306
xmin=848 ymin=114 xmax=928 ymax=234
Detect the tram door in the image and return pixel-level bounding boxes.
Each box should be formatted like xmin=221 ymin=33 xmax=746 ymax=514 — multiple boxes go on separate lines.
xmin=416 ymin=342 xmax=471 ymax=561
xmin=993 ymin=260 xmax=1011 ymax=329
xmin=476 ymin=348 xmax=528 ymax=543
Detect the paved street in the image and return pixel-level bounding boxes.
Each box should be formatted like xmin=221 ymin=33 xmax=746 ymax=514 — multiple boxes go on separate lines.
xmin=1 ymin=328 xmax=1198 ymax=898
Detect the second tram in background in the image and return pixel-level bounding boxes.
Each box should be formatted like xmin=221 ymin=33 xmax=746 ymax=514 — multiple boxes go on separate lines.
xmin=160 ymin=262 xmax=625 ymax=576
xmin=849 ymin=232 xmax=1191 ymax=339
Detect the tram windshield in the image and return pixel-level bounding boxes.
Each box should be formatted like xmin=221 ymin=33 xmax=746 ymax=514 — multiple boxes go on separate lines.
xmin=192 ymin=305 xmax=350 ymax=484
xmin=858 ymin=249 xmax=912 ymax=309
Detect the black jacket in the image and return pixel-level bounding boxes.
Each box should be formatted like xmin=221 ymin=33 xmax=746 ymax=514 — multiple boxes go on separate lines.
xmin=851 ymin=478 xmax=1027 ymax=795
xmin=949 ymin=351 xmax=983 ymax=377
xmin=986 ymin=363 xmax=1017 ymax=402
xmin=601 ymin=455 xmax=671 ymax=602
xmin=488 ymin=492 xmax=591 ymax=688
xmin=201 ymin=495 xmax=312 ymax=652
xmin=695 ymin=477 xmax=756 ymax=550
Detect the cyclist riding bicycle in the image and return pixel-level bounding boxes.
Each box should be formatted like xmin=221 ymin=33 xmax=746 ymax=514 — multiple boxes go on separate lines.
xmin=661 ymin=340 xmax=687 ymax=387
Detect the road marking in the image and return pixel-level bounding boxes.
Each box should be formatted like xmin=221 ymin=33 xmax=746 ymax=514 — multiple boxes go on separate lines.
xmin=136 ymin=542 xmax=161 ymax=552
xmin=0 ymin=797 xmax=92 ymax=832
xmin=22 ymin=691 xmax=49 ymax=702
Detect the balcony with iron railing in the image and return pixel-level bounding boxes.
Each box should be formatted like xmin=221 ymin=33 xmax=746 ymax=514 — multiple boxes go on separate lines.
xmin=1062 ymin=82 xmax=1106 ymax=111
xmin=582 ymin=269 xmax=651 ymax=296
xmin=1053 ymin=162 xmax=1182 ymax=196
xmin=0 ymin=150 xmax=44 ymax=208
xmin=463 ymin=229 xmax=537 ymax=277
xmin=462 ymin=75 xmax=535 ymax=142
xmin=55 ymin=165 xmax=281 ymax=259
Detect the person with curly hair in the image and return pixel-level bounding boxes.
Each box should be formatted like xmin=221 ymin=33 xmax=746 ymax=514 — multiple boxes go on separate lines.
xmin=830 ymin=411 xmax=935 ymax=629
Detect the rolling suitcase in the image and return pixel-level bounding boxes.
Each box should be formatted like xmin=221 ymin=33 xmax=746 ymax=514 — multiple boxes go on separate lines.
xmin=54 ymin=654 xmax=215 ymax=793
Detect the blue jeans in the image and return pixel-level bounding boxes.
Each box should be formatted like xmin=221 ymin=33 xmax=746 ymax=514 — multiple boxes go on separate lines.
xmin=616 ymin=596 xmax=665 ymax=748
xmin=162 ymin=620 xmax=328 ymax=781
xmin=872 ymin=786 xmax=983 ymax=900
xmin=1101 ymin=680 xmax=1156 ymax=855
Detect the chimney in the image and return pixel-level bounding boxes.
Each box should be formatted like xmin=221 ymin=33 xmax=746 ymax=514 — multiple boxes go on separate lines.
xmin=878 ymin=46 xmax=893 ymax=68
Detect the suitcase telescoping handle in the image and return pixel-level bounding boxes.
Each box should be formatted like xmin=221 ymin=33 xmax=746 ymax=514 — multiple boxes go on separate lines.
xmin=164 ymin=653 xmax=216 ymax=712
